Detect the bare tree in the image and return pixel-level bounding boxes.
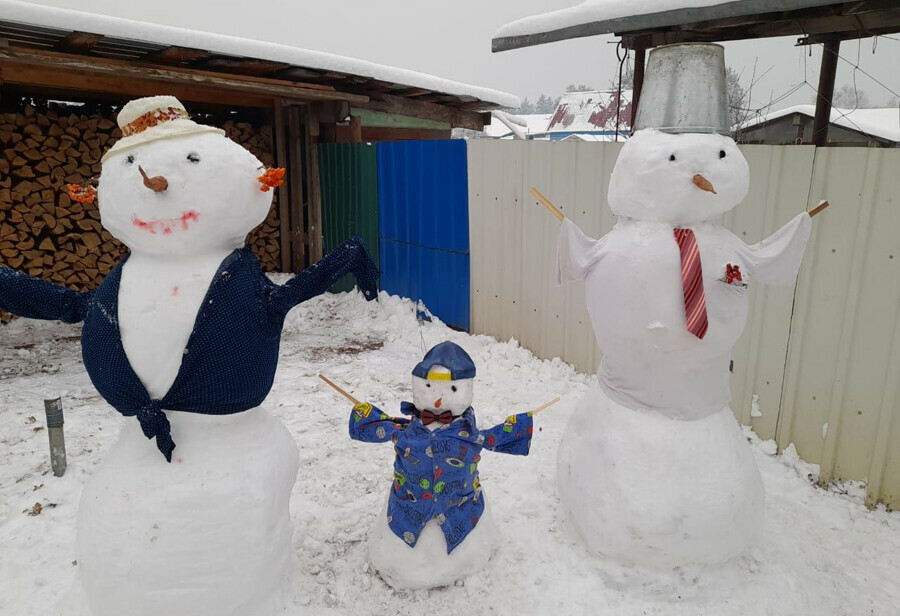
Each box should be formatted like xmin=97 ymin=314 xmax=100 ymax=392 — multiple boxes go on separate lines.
xmin=832 ymin=84 xmax=873 ymax=109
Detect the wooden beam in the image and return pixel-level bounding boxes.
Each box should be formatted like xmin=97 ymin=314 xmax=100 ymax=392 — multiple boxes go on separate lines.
xmin=272 ymin=100 xmax=292 ymax=272
xmin=56 ymin=32 xmax=103 ymax=53
xmin=348 ymin=115 xmax=362 ymax=143
xmin=797 ymin=23 xmax=900 ymax=45
xmin=361 ymin=92 xmax=487 ymax=130
xmin=0 ymin=46 xmax=370 ymax=105
xmin=287 ymin=106 xmax=306 ymax=271
xmin=145 ymin=46 xmax=211 ymax=64
xmin=359 ymin=126 xmax=451 ymax=141
xmin=813 ymin=38 xmax=840 ymax=147
xmin=304 ymin=107 xmax=324 ymax=262
xmin=631 ymin=47 xmax=646 ymax=127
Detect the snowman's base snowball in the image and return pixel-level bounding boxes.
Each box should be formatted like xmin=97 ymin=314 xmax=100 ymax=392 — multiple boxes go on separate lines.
xmin=368 ymin=497 xmax=495 ymax=590
xmin=557 ymin=381 xmax=764 ymax=569
xmin=76 ymin=407 xmax=299 ymax=616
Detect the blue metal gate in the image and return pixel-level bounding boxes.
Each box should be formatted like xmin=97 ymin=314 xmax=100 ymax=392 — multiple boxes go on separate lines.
xmin=376 ymin=140 xmax=470 ymax=330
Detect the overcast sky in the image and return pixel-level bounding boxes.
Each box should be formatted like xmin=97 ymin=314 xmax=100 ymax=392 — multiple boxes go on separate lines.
xmin=23 ymin=0 xmax=900 ymax=110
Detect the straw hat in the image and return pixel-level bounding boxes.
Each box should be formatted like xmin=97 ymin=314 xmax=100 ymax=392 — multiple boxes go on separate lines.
xmin=101 ymin=96 xmax=225 ymax=162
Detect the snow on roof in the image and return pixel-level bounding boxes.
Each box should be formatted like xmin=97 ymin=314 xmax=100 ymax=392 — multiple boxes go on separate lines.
xmin=483 ymin=113 xmax=552 ymax=138
xmin=0 ymin=0 xmax=519 ymax=109
xmin=545 ymin=90 xmax=632 ymax=133
xmin=740 ymin=105 xmax=900 ymax=143
xmin=493 ymin=0 xmax=832 ymax=51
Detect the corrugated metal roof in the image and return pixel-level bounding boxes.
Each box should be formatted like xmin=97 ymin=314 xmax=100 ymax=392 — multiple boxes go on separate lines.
xmin=545 ymin=90 xmax=632 ymax=134
xmin=492 ymin=0 xmax=848 ymax=51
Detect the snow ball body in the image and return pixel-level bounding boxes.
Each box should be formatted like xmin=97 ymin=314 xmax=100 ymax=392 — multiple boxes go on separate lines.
xmin=368 ymin=366 xmax=496 ymax=590
xmin=557 ymin=383 xmax=764 ymax=569
xmin=556 ymin=130 xmax=765 ymax=568
xmin=75 ymin=122 xmax=299 ymax=616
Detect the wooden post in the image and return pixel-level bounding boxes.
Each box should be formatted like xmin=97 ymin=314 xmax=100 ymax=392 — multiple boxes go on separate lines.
xmin=631 ymin=47 xmax=646 ymax=128
xmin=812 ymin=39 xmax=840 ymax=147
xmin=272 ymin=99 xmax=292 ymax=272
xmin=349 ymin=115 xmax=363 ymax=143
xmin=286 ymin=106 xmax=306 ymax=271
xmin=44 ymin=398 xmax=66 ymax=477
xmin=305 ymin=108 xmax=324 ymax=262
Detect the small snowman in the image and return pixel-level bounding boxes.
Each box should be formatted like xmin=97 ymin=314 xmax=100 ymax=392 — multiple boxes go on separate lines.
xmin=343 ymin=341 xmax=534 ymax=589
xmin=0 ymin=96 xmax=379 ymax=616
xmin=546 ymin=44 xmax=824 ymax=569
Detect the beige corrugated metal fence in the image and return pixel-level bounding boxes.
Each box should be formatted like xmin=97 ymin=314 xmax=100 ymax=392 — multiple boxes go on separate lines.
xmin=467 ymin=140 xmax=900 ymax=510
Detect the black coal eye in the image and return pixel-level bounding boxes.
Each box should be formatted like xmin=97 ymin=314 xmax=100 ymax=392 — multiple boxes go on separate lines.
xmin=125 ymin=154 xmax=135 ymax=165
xmin=187 ymin=152 xmax=200 ymax=164
xmin=426 ymin=383 xmax=431 ymax=388
xmin=451 ymin=385 xmax=457 ymax=392
xmin=669 ymin=154 xmax=676 ymax=161
xmin=719 ymin=150 xmax=726 ymax=159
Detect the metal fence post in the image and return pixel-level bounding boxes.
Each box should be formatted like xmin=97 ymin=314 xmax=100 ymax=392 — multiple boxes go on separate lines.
xmin=44 ymin=398 xmax=67 ymax=477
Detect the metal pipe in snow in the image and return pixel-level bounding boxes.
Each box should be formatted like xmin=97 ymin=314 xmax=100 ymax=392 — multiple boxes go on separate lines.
xmin=44 ymin=397 xmax=67 ymax=477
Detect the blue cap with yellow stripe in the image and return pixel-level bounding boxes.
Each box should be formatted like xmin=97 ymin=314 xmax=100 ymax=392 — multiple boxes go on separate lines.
xmin=412 ymin=341 xmax=476 ymax=381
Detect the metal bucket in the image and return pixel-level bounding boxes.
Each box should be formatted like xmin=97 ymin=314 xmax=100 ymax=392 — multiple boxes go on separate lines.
xmin=633 ymin=43 xmax=729 ymax=135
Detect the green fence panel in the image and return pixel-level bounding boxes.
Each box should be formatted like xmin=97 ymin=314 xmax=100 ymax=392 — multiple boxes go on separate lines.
xmin=318 ymin=142 xmax=380 ymax=292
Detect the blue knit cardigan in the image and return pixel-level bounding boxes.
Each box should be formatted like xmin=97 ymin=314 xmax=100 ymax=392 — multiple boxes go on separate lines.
xmin=0 ymin=237 xmax=379 ymax=461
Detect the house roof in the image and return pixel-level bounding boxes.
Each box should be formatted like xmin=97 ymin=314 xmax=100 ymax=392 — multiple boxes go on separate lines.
xmin=0 ymin=0 xmax=518 ymax=111
xmin=544 ymin=89 xmax=632 ymax=134
xmin=483 ymin=113 xmax=552 ymax=138
xmin=492 ymin=0 xmax=900 ymax=51
xmin=740 ymin=105 xmax=900 ymax=143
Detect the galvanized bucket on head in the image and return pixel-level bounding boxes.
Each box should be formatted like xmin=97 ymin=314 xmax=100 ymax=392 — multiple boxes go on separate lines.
xmin=633 ymin=43 xmax=729 ymax=135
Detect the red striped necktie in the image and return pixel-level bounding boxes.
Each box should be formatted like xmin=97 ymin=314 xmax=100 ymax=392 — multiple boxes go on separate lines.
xmin=673 ymin=228 xmax=708 ymax=339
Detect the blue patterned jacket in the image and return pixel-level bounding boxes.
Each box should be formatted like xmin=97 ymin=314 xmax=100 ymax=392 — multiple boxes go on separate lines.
xmin=349 ymin=401 xmax=532 ymax=552
xmin=0 ymin=237 xmax=378 ymax=460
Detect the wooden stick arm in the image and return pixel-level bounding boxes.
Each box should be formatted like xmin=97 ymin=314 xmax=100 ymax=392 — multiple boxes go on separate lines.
xmin=318 ymin=374 xmax=361 ymax=405
xmin=529 ymin=397 xmax=560 ymax=415
xmin=809 ymin=200 xmax=830 ymax=217
xmin=530 ymin=188 xmax=565 ymax=222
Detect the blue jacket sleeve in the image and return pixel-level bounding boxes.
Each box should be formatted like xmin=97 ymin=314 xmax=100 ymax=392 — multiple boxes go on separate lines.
xmin=268 ymin=236 xmax=379 ymax=318
xmin=348 ymin=402 xmax=410 ymax=444
xmin=483 ymin=412 xmax=534 ymax=456
xmin=0 ymin=267 xmax=92 ymax=323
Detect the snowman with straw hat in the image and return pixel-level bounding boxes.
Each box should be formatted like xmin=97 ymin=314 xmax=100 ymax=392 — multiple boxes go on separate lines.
xmin=1 ymin=94 xmax=379 ymax=616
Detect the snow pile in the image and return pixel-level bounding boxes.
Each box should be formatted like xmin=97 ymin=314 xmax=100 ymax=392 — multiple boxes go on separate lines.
xmin=1 ymin=0 xmax=518 ymax=109
xmin=1 ymin=290 xmax=899 ymax=615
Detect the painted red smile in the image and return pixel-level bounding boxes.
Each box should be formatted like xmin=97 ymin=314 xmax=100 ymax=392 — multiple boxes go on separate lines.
xmin=132 ymin=210 xmax=200 ymax=235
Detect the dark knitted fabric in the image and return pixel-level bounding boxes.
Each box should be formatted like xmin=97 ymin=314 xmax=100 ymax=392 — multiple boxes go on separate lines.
xmin=0 ymin=236 xmax=379 ymax=461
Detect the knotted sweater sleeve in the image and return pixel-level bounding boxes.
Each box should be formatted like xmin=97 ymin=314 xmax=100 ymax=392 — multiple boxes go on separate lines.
xmin=268 ymin=236 xmax=379 ymax=318
xmin=0 ymin=267 xmax=92 ymax=323
xmin=348 ymin=402 xmax=410 ymax=443
xmin=482 ymin=412 xmax=533 ymax=455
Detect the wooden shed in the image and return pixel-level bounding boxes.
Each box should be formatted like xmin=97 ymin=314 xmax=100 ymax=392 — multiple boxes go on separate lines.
xmin=0 ymin=0 xmax=515 ymax=294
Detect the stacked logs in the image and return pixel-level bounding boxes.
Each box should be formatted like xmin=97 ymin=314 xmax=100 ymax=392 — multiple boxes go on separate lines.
xmin=0 ymin=104 xmax=282 ymax=323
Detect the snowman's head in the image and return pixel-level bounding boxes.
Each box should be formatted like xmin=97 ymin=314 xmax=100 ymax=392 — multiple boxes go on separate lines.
xmin=411 ymin=367 xmax=474 ymax=430
xmin=608 ymin=129 xmax=749 ymax=225
xmin=97 ymin=97 xmax=272 ymax=257
xmin=410 ymin=341 xmax=476 ymax=429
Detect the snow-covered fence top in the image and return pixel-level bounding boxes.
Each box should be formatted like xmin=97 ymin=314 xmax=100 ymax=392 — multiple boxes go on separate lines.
xmin=0 ymin=0 xmax=519 ymax=110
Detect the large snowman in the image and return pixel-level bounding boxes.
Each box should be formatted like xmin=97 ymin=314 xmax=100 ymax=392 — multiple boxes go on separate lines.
xmin=553 ymin=45 xmax=816 ymax=569
xmin=0 ymin=96 xmax=379 ymax=615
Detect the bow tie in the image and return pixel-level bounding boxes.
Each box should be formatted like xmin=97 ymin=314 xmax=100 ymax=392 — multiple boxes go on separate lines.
xmin=420 ymin=410 xmax=455 ymax=426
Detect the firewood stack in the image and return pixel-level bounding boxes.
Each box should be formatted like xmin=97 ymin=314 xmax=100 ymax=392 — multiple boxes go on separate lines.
xmin=1 ymin=104 xmax=282 ymax=324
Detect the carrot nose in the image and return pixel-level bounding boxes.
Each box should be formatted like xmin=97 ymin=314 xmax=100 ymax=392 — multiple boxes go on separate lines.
xmin=139 ymin=166 xmax=168 ymax=193
xmin=434 ymin=398 xmax=442 ymax=409
xmin=692 ymin=174 xmax=716 ymax=194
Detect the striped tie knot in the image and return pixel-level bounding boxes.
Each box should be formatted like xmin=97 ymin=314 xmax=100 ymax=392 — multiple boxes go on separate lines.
xmin=673 ymin=228 xmax=708 ymax=339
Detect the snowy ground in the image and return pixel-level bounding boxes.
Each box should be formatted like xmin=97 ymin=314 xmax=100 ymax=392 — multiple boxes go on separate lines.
xmin=1 ymin=289 xmax=899 ymax=615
